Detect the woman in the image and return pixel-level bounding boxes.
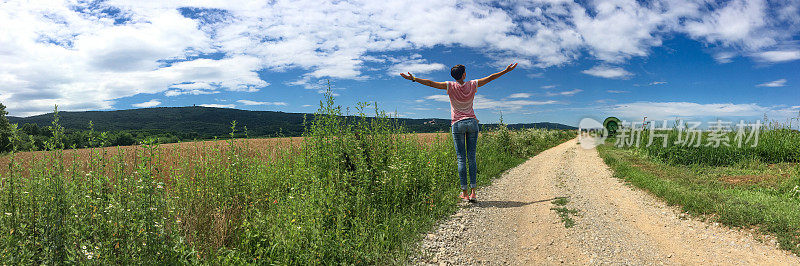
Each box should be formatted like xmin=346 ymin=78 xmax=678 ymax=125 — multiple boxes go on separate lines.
xmin=400 ymin=63 xmax=517 ymax=202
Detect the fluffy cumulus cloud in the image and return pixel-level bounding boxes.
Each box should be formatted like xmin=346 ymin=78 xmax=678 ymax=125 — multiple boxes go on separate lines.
xmin=385 ymin=54 xmax=446 ymax=75
xmin=200 ymin=103 xmax=235 ymax=108
xmin=388 ymin=61 xmax=446 ymax=75
xmin=754 ymin=50 xmax=800 ymax=63
xmin=581 ymin=66 xmax=632 ymax=79
xmin=2 ymin=0 xmax=799 ymax=115
xmin=508 ymin=93 xmax=532 ymax=99
xmin=132 ymin=99 xmax=161 ymax=108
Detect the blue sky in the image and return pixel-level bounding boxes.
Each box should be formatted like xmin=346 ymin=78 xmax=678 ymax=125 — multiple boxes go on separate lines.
xmin=1 ymin=0 xmax=798 ymax=127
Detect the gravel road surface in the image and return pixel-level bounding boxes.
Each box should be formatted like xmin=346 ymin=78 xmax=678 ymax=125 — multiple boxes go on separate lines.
xmin=411 ymin=138 xmax=799 ymax=265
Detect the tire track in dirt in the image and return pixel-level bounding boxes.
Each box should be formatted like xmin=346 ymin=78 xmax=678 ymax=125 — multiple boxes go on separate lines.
xmin=412 ymin=138 xmax=799 ymax=265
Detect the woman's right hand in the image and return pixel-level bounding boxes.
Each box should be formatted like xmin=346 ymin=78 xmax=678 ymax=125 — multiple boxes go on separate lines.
xmin=400 ymin=72 xmax=415 ymax=81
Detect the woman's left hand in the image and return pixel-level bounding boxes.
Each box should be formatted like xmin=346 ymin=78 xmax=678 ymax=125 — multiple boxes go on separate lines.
xmin=504 ymin=63 xmax=518 ymax=72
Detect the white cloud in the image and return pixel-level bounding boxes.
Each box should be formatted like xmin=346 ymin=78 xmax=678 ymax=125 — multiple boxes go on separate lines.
xmin=237 ymin=99 xmax=288 ymax=106
xmin=610 ymin=102 xmax=800 ymax=124
xmin=649 ymin=81 xmax=667 ymax=85
xmin=754 ymin=50 xmax=800 ymax=63
xmin=387 ymin=59 xmax=445 ymax=75
xmin=541 ymin=85 xmax=556 ymax=89
xmin=607 ymin=90 xmax=629 ymax=93
xmin=0 ymin=3 xmax=266 ymax=116
xmin=200 ymin=103 xmax=235 ymax=108
xmin=526 ymin=73 xmax=543 ymax=78
xmin=132 ymin=99 xmax=161 ymax=108
xmin=713 ymin=52 xmax=736 ymax=63
xmin=581 ymin=66 xmax=632 ymax=79
xmin=610 ymin=102 xmax=768 ymax=120
xmin=684 ymin=0 xmax=773 ymax=50
xmin=756 ymin=79 xmax=787 ymax=87
xmin=165 ymin=82 xmax=219 ymax=96
xmin=547 ymin=89 xmax=583 ymax=96
xmin=286 ymin=77 xmax=342 ymax=96
xmin=2 ymin=0 xmax=799 ymax=116
xmin=424 ymin=95 xmax=450 ymax=102
xmin=301 ymin=104 xmax=313 ymax=107
xmin=423 ymin=94 xmax=556 ymax=110
xmin=508 ymin=93 xmax=531 ymax=99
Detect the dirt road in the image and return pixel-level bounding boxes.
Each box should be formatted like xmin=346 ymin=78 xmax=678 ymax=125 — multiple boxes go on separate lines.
xmin=412 ymin=139 xmax=799 ymax=265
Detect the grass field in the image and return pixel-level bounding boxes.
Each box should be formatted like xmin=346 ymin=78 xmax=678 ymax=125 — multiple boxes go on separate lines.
xmin=599 ymin=127 xmax=800 ymax=255
xmin=0 ymin=93 xmax=575 ymax=264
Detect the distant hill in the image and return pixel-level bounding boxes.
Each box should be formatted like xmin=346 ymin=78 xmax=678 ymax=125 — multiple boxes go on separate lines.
xmin=7 ymin=107 xmax=576 ymax=139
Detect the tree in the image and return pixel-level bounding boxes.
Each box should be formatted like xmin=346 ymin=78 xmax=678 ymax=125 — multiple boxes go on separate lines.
xmin=21 ymin=123 xmax=41 ymax=136
xmin=0 ymin=103 xmax=12 ymax=152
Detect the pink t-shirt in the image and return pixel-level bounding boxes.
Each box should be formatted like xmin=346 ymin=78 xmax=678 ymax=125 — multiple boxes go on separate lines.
xmin=446 ymin=80 xmax=479 ymax=125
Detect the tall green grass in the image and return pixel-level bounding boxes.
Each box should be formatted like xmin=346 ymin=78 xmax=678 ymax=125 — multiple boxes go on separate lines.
xmin=0 ymin=92 xmax=574 ymax=264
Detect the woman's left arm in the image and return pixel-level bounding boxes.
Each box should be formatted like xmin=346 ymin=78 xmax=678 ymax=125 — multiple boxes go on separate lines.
xmin=477 ymin=63 xmax=517 ymax=87
xmin=400 ymin=72 xmax=446 ymax=90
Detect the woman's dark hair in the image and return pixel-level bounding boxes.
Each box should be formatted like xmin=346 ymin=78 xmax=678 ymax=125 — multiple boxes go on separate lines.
xmin=450 ymin=64 xmax=465 ymax=80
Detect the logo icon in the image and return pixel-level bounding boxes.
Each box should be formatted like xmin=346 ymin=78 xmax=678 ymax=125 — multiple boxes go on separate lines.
xmin=578 ymin=117 xmax=607 ymax=149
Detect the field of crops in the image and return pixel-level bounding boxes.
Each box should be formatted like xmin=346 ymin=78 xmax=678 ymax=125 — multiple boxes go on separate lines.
xmin=0 ymin=95 xmax=575 ymax=264
xmin=0 ymin=133 xmax=450 ymax=180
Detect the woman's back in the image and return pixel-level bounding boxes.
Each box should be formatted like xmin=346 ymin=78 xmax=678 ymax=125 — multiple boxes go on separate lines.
xmin=446 ymin=80 xmax=478 ymax=125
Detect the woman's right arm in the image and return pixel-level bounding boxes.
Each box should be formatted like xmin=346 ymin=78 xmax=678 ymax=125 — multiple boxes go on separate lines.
xmin=400 ymin=72 xmax=447 ymax=90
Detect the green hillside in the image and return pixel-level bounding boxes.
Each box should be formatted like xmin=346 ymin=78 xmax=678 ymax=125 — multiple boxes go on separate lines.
xmin=8 ymin=106 xmax=575 ymax=138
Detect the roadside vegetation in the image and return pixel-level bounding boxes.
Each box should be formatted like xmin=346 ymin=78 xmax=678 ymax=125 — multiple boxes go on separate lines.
xmin=598 ymin=121 xmax=800 ymax=255
xmin=638 ymin=124 xmax=800 ymax=166
xmin=0 ymin=91 xmax=574 ymax=264
xmin=550 ymin=197 xmax=578 ymax=228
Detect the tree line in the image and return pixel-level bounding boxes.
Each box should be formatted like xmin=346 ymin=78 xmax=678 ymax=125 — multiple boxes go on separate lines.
xmin=0 ymin=104 xmax=188 ymax=152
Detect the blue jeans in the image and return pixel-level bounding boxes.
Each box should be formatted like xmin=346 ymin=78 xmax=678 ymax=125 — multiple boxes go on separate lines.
xmin=452 ymin=118 xmax=479 ymax=190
